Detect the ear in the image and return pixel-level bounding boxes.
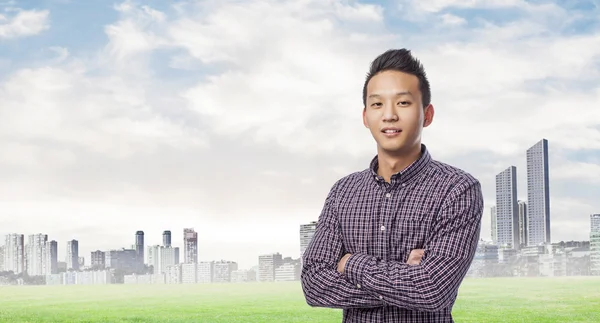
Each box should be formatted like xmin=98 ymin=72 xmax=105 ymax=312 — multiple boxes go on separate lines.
xmin=423 ymin=104 xmax=434 ymax=127
xmin=362 ymin=107 xmax=368 ymax=128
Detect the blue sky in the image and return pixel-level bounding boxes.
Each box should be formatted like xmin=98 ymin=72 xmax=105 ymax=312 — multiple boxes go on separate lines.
xmin=1 ymin=0 xmax=599 ymax=269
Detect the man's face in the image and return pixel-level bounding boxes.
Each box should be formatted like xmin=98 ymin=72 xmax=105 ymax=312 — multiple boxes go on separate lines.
xmin=362 ymin=70 xmax=434 ymax=156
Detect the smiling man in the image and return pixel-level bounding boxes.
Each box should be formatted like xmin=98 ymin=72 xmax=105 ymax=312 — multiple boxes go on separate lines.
xmin=300 ymin=49 xmax=484 ymax=322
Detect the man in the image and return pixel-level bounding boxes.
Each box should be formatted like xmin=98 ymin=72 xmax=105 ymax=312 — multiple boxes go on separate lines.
xmin=300 ymin=48 xmax=484 ymax=322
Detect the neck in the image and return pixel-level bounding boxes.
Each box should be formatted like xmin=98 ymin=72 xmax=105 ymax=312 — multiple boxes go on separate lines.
xmin=376 ymin=144 xmax=422 ymax=182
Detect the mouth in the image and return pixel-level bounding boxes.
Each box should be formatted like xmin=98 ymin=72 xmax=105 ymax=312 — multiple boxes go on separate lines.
xmin=381 ymin=128 xmax=402 ymax=135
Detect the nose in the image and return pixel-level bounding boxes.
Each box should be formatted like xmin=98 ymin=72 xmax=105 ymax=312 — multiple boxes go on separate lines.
xmin=382 ymin=102 xmax=398 ymax=122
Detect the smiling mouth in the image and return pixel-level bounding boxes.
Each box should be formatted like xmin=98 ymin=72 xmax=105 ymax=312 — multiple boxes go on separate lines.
xmin=382 ymin=129 xmax=401 ymax=134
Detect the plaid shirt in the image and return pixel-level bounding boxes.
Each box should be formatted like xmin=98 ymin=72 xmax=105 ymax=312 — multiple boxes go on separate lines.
xmin=301 ymin=145 xmax=484 ymax=322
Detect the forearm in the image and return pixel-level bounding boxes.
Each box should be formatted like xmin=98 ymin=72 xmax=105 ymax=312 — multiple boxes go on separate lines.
xmin=301 ymin=260 xmax=386 ymax=309
xmin=343 ymin=253 xmax=470 ymax=312
xmin=341 ymin=179 xmax=484 ymax=312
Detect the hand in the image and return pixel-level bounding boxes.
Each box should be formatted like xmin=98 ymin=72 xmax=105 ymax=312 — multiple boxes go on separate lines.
xmin=407 ymin=249 xmax=425 ymax=265
xmin=337 ymin=253 xmax=352 ymax=273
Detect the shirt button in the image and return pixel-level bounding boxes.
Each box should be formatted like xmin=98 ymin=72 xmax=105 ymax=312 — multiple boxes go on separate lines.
xmin=379 ymin=295 xmax=383 ymax=300
xmin=357 ymin=284 xmax=361 ymax=288
xmin=380 ymin=225 xmax=385 ymax=231
xmin=385 ymin=193 xmax=391 ymax=198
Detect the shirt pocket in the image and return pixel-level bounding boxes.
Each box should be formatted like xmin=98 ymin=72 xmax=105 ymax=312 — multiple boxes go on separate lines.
xmin=391 ymin=213 xmax=434 ymax=262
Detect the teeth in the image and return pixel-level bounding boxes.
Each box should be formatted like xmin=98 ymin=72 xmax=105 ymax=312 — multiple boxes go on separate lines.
xmin=384 ymin=130 xmax=399 ymax=133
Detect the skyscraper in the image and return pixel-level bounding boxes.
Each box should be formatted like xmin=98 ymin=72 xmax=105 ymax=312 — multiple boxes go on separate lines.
xmin=183 ymin=228 xmax=198 ymax=264
xmin=258 ymin=252 xmax=283 ymax=282
xmin=490 ymin=206 xmax=497 ymax=245
xmin=299 ymin=221 xmax=317 ymax=268
xmin=518 ymin=201 xmax=528 ymax=248
xmin=4 ymin=234 xmax=25 ymax=274
xmin=26 ymin=233 xmax=48 ymax=276
xmin=135 ymin=231 xmax=144 ymax=264
xmin=590 ymin=214 xmax=600 ymax=276
xmin=495 ymin=166 xmax=520 ymax=249
xmin=66 ymin=240 xmax=79 ymax=271
xmin=163 ymin=231 xmax=171 ymax=247
xmin=0 ymin=245 xmax=4 ymax=272
xmin=46 ymin=240 xmax=58 ymax=275
xmin=526 ymin=139 xmax=551 ymax=246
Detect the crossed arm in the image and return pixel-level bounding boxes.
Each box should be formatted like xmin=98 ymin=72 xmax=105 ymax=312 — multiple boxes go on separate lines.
xmin=300 ymin=179 xmax=484 ymax=312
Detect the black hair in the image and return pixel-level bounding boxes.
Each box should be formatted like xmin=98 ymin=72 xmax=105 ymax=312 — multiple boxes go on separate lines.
xmin=362 ymin=48 xmax=431 ymax=108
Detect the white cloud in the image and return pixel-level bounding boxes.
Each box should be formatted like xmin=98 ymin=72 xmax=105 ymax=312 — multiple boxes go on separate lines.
xmin=441 ymin=13 xmax=467 ymax=26
xmin=409 ymin=0 xmax=535 ymax=13
xmin=0 ymin=8 xmax=49 ymax=39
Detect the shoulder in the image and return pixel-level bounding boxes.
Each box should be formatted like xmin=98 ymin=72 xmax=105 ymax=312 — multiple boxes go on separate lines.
xmin=325 ymin=169 xmax=370 ymax=200
xmin=428 ymin=159 xmax=482 ymax=200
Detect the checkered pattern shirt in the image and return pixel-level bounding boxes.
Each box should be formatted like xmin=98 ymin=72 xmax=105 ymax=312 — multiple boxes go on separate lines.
xmin=300 ymin=145 xmax=484 ymax=323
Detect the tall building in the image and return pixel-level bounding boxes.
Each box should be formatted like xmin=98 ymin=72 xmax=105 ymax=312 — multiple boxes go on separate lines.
xmin=66 ymin=240 xmax=79 ymax=271
xmin=135 ymin=231 xmax=144 ymax=265
xmin=91 ymin=250 xmax=106 ymax=269
xmin=147 ymin=244 xmax=179 ymax=275
xmin=105 ymin=249 xmax=138 ymax=274
xmin=591 ymin=213 xmax=600 ymax=233
xmin=258 ymin=253 xmax=283 ymax=282
xmin=213 ymin=260 xmax=238 ymax=283
xmin=45 ymin=240 xmax=58 ymax=275
xmin=299 ymin=221 xmax=317 ymax=268
xmin=518 ymin=201 xmax=528 ymax=248
xmin=490 ymin=206 xmax=497 ymax=245
xmin=0 ymin=245 xmax=4 ymax=272
xmin=495 ymin=166 xmax=520 ymax=249
xmin=183 ymin=228 xmax=198 ymax=264
xmin=4 ymin=234 xmax=25 ymax=274
xmin=526 ymin=139 xmax=551 ymax=246
xmin=590 ymin=214 xmax=600 ymax=276
xmin=26 ymin=233 xmax=48 ymax=276
xmin=163 ymin=231 xmax=171 ymax=247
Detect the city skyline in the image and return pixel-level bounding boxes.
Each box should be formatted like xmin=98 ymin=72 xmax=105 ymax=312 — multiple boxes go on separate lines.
xmin=1 ymin=1 xmax=600 ymax=271
xmin=492 ymin=139 xmax=552 ymax=250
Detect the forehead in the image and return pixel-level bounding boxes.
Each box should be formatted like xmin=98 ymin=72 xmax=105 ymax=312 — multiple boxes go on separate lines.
xmin=366 ymin=70 xmax=420 ymax=96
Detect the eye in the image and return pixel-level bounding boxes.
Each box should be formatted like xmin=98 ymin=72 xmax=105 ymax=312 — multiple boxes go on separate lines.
xmin=371 ymin=102 xmax=382 ymax=107
xmin=398 ymin=101 xmax=411 ymax=106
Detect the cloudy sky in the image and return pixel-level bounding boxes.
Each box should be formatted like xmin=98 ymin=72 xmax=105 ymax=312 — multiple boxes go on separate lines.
xmin=1 ymin=0 xmax=599 ymax=269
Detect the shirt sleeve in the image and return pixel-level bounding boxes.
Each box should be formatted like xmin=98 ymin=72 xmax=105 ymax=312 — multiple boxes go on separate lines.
xmin=300 ymin=180 xmax=386 ymax=309
xmin=342 ymin=178 xmax=484 ymax=312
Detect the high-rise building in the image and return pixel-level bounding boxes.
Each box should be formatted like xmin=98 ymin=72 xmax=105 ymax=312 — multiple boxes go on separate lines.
xmin=495 ymin=166 xmax=520 ymax=249
xmin=526 ymin=139 xmax=551 ymax=246
xmin=590 ymin=214 xmax=600 ymax=276
xmin=45 ymin=240 xmax=58 ymax=275
xmin=518 ymin=201 xmax=528 ymax=248
xmin=0 ymin=245 xmax=4 ymax=272
xmin=66 ymin=240 xmax=79 ymax=271
xmin=135 ymin=231 xmax=144 ymax=265
xmin=147 ymin=244 xmax=179 ymax=275
xmin=4 ymin=234 xmax=25 ymax=274
xmin=299 ymin=221 xmax=317 ymax=268
xmin=26 ymin=233 xmax=48 ymax=276
xmin=163 ymin=231 xmax=172 ymax=247
xmin=91 ymin=250 xmax=106 ymax=269
xmin=105 ymin=249 xmax=138 ymax=273
xmin=591 ymin=213 xmax=600 ymax=233
xmin=490 ymin=206 xmax=497 ymax=245
xmin=183 ymin=228 xmax=198 ymax=264
xmin=258 ymin=253 xmax=284 ymax=282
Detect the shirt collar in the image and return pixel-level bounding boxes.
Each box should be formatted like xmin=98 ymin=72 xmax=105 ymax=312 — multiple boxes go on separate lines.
xmin=368 ymin=144 xmax=432 ymax=186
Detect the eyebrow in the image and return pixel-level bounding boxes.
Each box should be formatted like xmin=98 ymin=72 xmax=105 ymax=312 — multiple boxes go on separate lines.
xmin=368 ymin=91 xmax=413 ymax=99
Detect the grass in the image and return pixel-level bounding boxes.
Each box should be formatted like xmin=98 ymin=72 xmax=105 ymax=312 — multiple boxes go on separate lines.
xmin=0 ymin=277 xmax=599 ymax=322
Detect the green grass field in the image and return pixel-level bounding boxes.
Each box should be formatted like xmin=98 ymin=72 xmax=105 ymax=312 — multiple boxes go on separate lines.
xmin=1 ymin=277 xmax=599 ymax=322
